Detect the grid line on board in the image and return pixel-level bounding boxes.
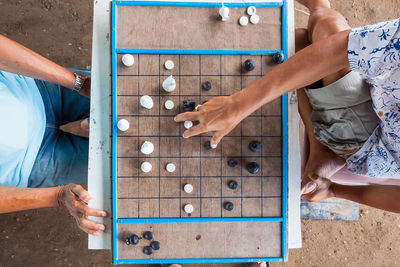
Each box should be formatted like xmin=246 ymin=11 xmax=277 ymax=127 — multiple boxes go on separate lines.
xmin=117 ymin=54 xmax=283 ymax=219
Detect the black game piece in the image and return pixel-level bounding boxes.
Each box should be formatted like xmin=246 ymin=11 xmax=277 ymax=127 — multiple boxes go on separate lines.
xmin=151 ymin=241 xmax=161 ymax=250
xmin=143 ymin=231 xmax=154 ymax=240
xmin=204 ymin=140 xmax=212 ymax=150
xmin=125 ymin=234 xmax=141 ymax=245
xmin=243 ymin=59 xmax=256 ymax=71
xmin=228 ymin=180 xmax=238 ymax=190
xmin=228 ymin=159 xmax=238 ymax=168
xmin=272 ymin=52 xmax=285 ymax=64
xmin=202 ymin=81 xmax=212 ymax=91
xmin=224 ymin=202 xmax=234 ymax=211
xmin=246 ymin=162 xmax=260 ymax=174
xmin=248 ymin=140 xmax=262 ymax=152
xmin=182 ymin=100 xmax=196 ymax=112
xmin=143 ymin=246 xmax=154 ymax=255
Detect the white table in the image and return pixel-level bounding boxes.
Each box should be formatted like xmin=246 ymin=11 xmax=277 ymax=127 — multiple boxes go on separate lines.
xmin=88 ymin=0 xmax=301 ymax=250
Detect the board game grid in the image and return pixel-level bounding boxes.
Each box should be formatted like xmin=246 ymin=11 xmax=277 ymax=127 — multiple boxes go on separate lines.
xmin=111 ymin=1 xmax=288 ymax=264
xmin=116 ymin=54 xmax=283 ymax=219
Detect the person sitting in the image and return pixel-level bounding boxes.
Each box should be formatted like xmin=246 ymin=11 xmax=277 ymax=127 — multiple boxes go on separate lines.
xmin=0 ymin=35 xmax=107 ymax=235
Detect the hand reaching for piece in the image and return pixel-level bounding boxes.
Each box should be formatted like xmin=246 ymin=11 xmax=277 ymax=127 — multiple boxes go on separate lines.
xmin=301 ymin=175 xmax=336 ymax=202
xmin=175 ymin=95 xmax=245 ymax=148
xmin=57 ymin=183 xmax=107 ymax=235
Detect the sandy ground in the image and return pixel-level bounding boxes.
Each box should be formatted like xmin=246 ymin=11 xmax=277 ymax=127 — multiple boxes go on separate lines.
xmin=1 ymin=0 xmax=400 ymax=266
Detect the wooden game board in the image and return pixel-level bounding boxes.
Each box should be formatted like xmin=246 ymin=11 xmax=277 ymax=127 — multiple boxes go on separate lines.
xmin=111 ymin=1 xmax=288 ymax=264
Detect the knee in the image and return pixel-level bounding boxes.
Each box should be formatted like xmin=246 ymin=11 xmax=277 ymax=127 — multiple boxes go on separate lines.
xmin=295 ymin=28 xmax=310 ymax=52
xmin=295 ymin=28 xmax=309 ymax=38
xmin=311 ymin=17 xmax=339 ymax=42
xmin=309 ymin=11 xmax=350 ymax=43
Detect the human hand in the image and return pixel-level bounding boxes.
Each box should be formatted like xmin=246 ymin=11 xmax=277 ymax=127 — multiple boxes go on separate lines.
xmin=301 ymin=141 xmax=345 ymax=195
xmin=57 ymin=183 xmax=107 ymax=235
xmin=174 ymin=95 xmax=245 ymax=148
xmin=79 ymin=76 xmax=91 ymax=98
xmin=301 ymin=175 xmax=335 ymax=202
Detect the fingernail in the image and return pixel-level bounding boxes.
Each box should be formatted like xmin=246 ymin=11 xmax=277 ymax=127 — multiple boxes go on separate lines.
xmin=99 ymin=225 xmax=105 ymax=231
xmin=101 ymin=211 xmax=107 ymax=217
xmin=174 ymin=116 xmax=177 ymax=122
xmin=211 ymin=143 xmax=217 ymax=149
xmin=93 ymin=231 xmax=100 ymax=236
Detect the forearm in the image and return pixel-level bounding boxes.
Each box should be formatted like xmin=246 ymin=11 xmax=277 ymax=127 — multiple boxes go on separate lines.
xmin=297 ymin=88 xmax=322 ymax=146
xmin=333 ymin=183 xmax=400 ymax=213
xmin=0 ymin=185 xmax=61 ymax=213
xmin=0 ymin=35 xmax=75 ymax=88
xmin=233 ymin=30 xmax=351 ymax=118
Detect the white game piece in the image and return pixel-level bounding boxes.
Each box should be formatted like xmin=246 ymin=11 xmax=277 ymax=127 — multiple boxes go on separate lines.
xmin=166 ymin=163 xmax=176 ymax=173
xmin=184 ymin=204 xmax=194 ymax=214
xmin=140 ymin=141 xmax=154 ymax=155
xmin=184 ymin=184 xmax=193 ymax=194
xmin=141 ymin=161 xmax=152 ymax=173
xmin=184 ymin=121 xmax=193 ymax=129
xmin=162 ymin=75 xmax=176 ymax=92
xmin=117 ymin=119 xmax=130 ymax=131
xmin=164 ymin=100 xmax=175 ymax=110
xmin=164 ymin=60 xmax=174 ymax=70
xmin=219 ymin=3 xmax=229 ymax=21
xmin=140 ymin=95 xmax=154 ymax=109
xmin=239 ymin=16 xmax=249 ymax=26
xmin=250 ymin=14 xmax=260 ymax=24
xmin=121 ymin=54 xmax=134 ymax=67
xmin=247 ymin=6 xmax=256 ymax=16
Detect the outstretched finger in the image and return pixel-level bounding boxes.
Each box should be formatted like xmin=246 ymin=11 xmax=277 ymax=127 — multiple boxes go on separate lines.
xmin=71 ymin=184 xmax=92 ymax=203
xmin=75 ymin=201 xmax=108 ymax=217
xmin=210 ymin=130 xmax=228 ymax=149
xmin=182 ymin=124 xmax=207 ymax=138
xmin=174 ymin=112 xmax=200 ymax=123
xmin=79 ymin=217 xmax=106 ymax=232
xmin=85 ymin=206 xmax=108 ymax=217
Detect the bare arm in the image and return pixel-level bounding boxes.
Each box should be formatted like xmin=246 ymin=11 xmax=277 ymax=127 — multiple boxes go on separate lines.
xmin=0 ymin=185 xmax=59 ymax=213
xmin=175 ymin=30 xmax=351 ymax=147
xmin=0 ymin=184 xmax=108 ymax=234
xmin=302 ymin=176 xmax=400 ymax=213
xmin=0 ymin=35 xmax=75 ymax=89
xmin=334 ymin=184 xmax=400 ymax=213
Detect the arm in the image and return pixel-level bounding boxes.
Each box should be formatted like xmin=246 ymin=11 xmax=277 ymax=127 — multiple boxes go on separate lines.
xmin=335 ymin=184 xmax=400 ymax=213
xmin=175 ymin=30 xmax=351 ymax=147
xmin=0 ymin=35 xmax=75 ymax=89
xmin=302 ymin=176 xmax=400 ymax=213
xmin=0 ymin=184 xmax=107 ymax=235
xmin=0 ymin=185 xmax=60 ymax=212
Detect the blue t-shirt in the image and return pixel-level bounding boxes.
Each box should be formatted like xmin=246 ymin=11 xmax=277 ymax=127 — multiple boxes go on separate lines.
xmin=0 ymin=71 xmax=46 ymax=186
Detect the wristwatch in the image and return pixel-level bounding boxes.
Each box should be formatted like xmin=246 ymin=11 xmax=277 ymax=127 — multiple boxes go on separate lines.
xmin=72 ymin=71 xmax=89 ymax=93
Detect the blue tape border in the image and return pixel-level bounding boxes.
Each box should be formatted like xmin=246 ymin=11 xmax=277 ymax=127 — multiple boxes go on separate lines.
xmin=117 ymin=257 xmax=284 ymax=265
xmin=114 ymin=1 xmax=283 ymax=7
xmin=117 ymin=48 xmax=282 ymax=55
xmin=111 ymin=0 xmax=289 ymax=264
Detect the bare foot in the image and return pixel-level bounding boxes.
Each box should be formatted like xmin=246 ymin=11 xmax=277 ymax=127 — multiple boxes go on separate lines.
xmin=301 ymin=142 xmax=345 ymax=194
xmin=80 ymin=118 xmax=89 ymax=132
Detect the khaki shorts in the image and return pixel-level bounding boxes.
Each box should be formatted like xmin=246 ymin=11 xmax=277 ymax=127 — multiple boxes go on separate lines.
xmin=305 ymin=71 xmax=379 ymax=158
